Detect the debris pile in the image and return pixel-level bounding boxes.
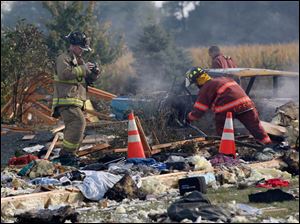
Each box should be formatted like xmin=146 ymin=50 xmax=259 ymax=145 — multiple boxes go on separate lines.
xmin=1 ymin=80 xmax=299 ymax=223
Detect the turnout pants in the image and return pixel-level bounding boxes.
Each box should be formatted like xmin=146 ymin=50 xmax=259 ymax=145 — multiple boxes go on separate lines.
xmin=58 ymin=105 xmax=86 ymax=153
xmin=215 ymin=108 xmax=271 ymax=145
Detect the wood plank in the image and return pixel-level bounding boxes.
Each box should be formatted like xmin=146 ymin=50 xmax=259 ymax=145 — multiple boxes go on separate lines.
xmin=141 ymin=169 xmax=214 ymax=188
xmin=1 ymin=190 xmax=83 ymax=212
xmin=1 ymin=124 xmax=33 ymax=133
xmin=1 ymin=98 xmax=12 ymax=115
xmin=82 ymin=136 xmax=108 ymax=144
xmin=151 ymin=137 xmax=206 ymax=150
xmin=260 ymin=121 xmax=287 ymax=136
xmin=27 ymin=107 xmax=57 ymax=125
xmin=87 ymin=86 xmax=117 ymax=98
xmin=77 ymin=143 xmax=110 ymax=157
xmin=85 ymin=109 xmax=111 ymax=120
xmin=51 ymin=124 xmax=65 ymax=134
xmin=44 ymin=133 xmax=60 ymax=160
xmin=31 ymin=101 xmax=52 ymax=116
xmin=247 ymin=158 xmax=286 ymax=169
xmin=87 ymin=87 xmax=117 ymax=101
xmin=1 ymin=130 xmax=8 ymax=135
xmin=135 ymin=116 xmax=152 ymax=157
xmin=93 ymin=137 xmax=208 ymax=154
xmin=152 ymin=130 xmax=160 ymax=145
xmin=22 ymin=135 xmax=35 ymax=140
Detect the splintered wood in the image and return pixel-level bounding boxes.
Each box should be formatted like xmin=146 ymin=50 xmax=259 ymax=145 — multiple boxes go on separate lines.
xmin=1 ymin=73 xmax=117 ymax=128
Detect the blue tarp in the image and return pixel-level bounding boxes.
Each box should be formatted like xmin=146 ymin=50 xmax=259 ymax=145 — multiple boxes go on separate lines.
xmin=110 ymin=96 xmax=154 ymax=120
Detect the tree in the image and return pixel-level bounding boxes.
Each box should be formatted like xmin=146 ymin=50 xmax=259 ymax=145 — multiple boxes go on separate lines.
xmin=162 ymin=1 xmax=199 ymax=33
xmin=1 ymin=20 xmax=52 ymax=122
xmin=161 ymin=1 xmax=299 ymax=47
xmin=132 ymin=23 xmax=192 ymax=94
xmin=94 ymin=1 xmax=161 ymax=48
xmin=42 ymin=1 xmax=125 ymax=65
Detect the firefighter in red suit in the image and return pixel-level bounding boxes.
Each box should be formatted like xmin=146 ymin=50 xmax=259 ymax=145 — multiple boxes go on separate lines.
xmin=185 ymin=67 xmax=272 ymax=145
xmin=209 ymin=45 xmax=237 ymax=69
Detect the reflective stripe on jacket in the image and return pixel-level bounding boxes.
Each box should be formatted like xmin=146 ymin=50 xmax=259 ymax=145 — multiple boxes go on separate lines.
xmin=188 ymin=77 xmax=254 ymax=121
xmin=52 ymin=51 xmax=88 ymax=110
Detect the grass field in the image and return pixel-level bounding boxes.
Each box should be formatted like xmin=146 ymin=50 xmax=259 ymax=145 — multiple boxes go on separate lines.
xmin=188 ymin=42 xmax=299 ymax=71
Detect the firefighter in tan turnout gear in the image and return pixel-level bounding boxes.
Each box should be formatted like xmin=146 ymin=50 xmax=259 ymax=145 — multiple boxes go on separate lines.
xmin=52 ymin=31 xmax=101 ymax=164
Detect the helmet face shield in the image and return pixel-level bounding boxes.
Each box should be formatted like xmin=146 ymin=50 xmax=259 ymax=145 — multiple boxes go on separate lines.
xmin=185 ymin=77 xmax=191 ymax=87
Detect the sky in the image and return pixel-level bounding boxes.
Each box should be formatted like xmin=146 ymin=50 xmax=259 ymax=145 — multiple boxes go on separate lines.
xmin=154 ymin=1 xmax=164 ymax=7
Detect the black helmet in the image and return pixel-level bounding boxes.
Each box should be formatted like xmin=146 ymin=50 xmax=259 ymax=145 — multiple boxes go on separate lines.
xmin=64 ymin=31 xmax=91 ymax=51
xmin=185 ymin=66 xmax=205 ymax=87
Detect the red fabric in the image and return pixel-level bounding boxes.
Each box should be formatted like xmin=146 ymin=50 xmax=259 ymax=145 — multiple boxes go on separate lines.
xmin=256 ymin=178 xmax=290 ymax=188
xmin=212 ymin=54 xmax=237 ymax=69
xmin=8 ymin=154 xmax=38 ymax=165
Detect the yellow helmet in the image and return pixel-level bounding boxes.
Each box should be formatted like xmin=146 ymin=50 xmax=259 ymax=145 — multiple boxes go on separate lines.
xmin=185 ymin=67 xmax=211 ymax=87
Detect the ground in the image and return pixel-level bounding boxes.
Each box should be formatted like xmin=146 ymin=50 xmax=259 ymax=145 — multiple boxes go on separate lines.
xmin=76 ymin=177 xmax=299 ymax=223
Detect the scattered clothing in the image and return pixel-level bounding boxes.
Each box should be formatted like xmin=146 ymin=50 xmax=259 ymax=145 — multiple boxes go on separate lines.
xmin=126 ymin=158 xmax=157 ymax=165
xmin=81 ymin=163 xmax=107 ymax=171
xmin=249 ymin=189 xmax=295 ymax=203
xmin=8 ymin=154 xmax=38 ymax=166
xmin=166 ymin=161 xmax=190 ymax=171
xmin=210 ymin=154 xmax=240 ymax=167
xmin=30 ymin=177 xmax=61 ymax=186
xmin=256 ymin=178 xmax=289 ymax=188
xmin=17 ymin=160 xmax=36 ymax=176
xmin=77 ymin=171 xmax=122 ymax=201
xmin=236 ymin=203 xmax=262 ymax=216
xmin=167 ymin=191 xmax=231 ymax=222
xmin=126 ymin=158 xmax=166 ymax=171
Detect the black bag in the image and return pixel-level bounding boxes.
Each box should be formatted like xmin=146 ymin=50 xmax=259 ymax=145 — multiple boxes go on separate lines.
xmin=178 ymin=176 xmax=207 ymax=195
xmin=167 ymin=191 xmax=231 ymax=222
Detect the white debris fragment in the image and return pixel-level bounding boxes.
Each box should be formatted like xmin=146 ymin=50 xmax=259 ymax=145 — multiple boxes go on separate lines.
xmin=22 ymin=144 xmax=44 ymax=153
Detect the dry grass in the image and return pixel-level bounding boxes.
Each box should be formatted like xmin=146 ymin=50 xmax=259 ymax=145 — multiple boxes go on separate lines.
xmin=188 ymin=42 xmax=299 ymax=71
xmin=98 ymin=51 xmax=136 ymax=94
xmin=98 ymin=43 xmax=299 ymax=94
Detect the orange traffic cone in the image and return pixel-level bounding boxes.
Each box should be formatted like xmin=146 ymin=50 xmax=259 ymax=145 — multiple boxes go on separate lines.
xmin=219 ymin=112 xmax=236 ymax=158
xmin=127 ymin=111 xmax=146 ymax=159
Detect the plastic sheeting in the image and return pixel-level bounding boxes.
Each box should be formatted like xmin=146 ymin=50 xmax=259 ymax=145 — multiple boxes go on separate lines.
xmin=76 ymin=171 xmax=122 ymax=201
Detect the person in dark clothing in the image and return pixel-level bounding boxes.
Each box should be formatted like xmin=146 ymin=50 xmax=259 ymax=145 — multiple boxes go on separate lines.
xmin=184 ymin=66 xmax=272 ymax=145
xmin=208 ymin=46 xmax=237 ymax=69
